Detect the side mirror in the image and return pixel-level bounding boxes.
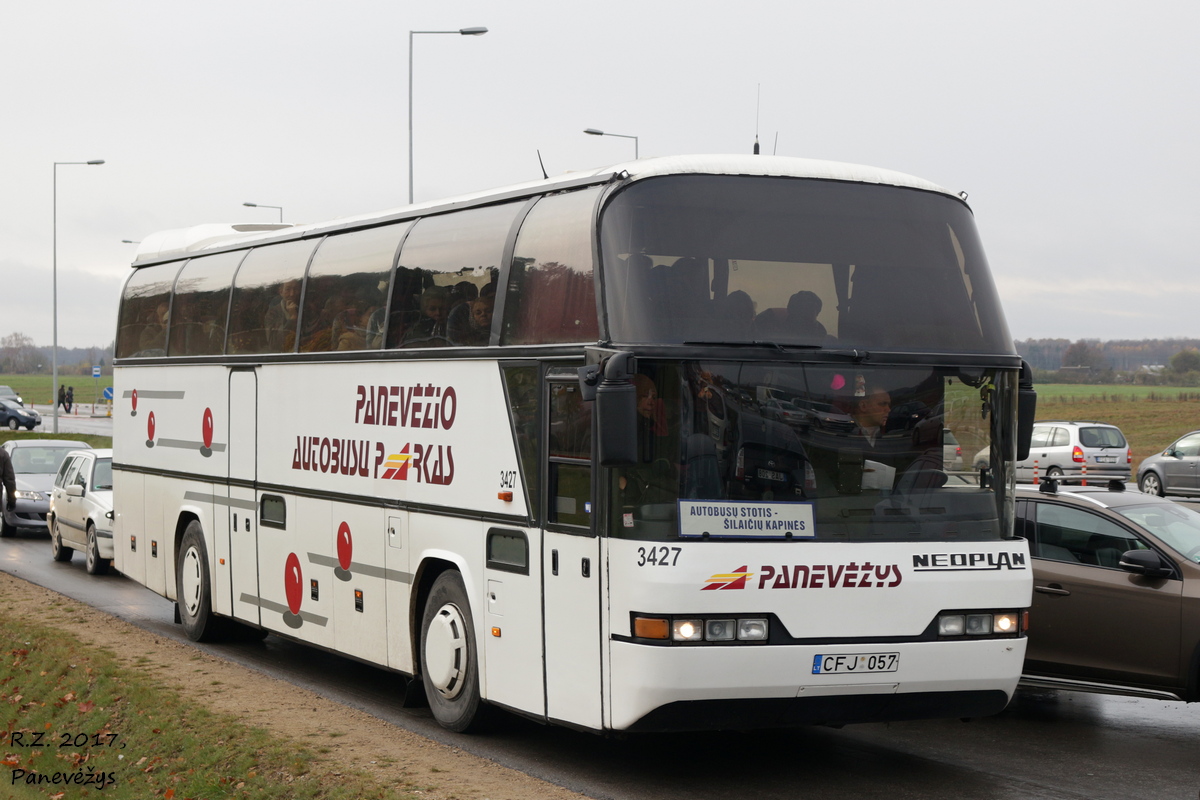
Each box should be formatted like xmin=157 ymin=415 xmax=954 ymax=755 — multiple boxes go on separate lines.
xmin=66 ymin=484 xmax=84 ymax=497
xmin=1015 ymin=360 xmax=1037 ymax=461
xmin=1118 ymin=549 xmax=1173 ymax=579
xmin=588 ymin=352 xmax=638 ymax=466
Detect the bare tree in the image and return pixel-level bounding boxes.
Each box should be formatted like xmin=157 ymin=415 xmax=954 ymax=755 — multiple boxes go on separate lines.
xmin=0 ymin=332 xmax=41 ymax=374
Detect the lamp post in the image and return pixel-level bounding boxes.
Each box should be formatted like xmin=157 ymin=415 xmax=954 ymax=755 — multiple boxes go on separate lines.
xmin=409 ymin=26 xmax=488 ymax=204
xmin=583 ymin=128 xmax=639 ymax=159
xmin=243 ymin=202 xmax=284 ymax=222
xmin=52 ymin=159 xmax=104 ymax=433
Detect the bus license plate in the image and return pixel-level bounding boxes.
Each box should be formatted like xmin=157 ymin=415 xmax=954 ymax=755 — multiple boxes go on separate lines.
xmin=812 ymin=653 xmax=899 ymax=675
xmin=757 ymin=468 xmax=786 ymax=482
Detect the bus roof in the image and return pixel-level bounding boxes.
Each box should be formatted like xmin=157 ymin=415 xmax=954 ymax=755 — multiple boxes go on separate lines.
xmin=131 ymin=154 xmax=957 ymax=265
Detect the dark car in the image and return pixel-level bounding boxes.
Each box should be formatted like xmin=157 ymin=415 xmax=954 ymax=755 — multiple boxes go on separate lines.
xmin=0 ymin=439 xmax=91 ymax=537
xmin=1136 ymin=430 xmax=1200 ymax=498
xmin=1016 ymin=481 xmax=1200 ymax=701
xmin=0 ymin=397 xmax=41 ymax=430
xmin=0 ymin=385 xmax=23 ymax=405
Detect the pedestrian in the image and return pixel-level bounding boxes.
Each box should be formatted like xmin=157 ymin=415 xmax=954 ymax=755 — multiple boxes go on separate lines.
xmin=66 ymin=386 xmax=74 ymax=415
xmin=57 ymin=384 xmax=66 ymax=412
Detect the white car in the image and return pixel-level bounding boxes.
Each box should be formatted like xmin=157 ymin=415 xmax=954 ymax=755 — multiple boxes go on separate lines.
xmin=48 ymin=448 xmax=115 ymax=575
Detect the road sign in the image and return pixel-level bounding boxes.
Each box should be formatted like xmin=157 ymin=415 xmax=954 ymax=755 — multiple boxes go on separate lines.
xmin=103 ymin=387 xmax=114 ymax=400
xmin=92 ymin=365 xmax=101 ymax=378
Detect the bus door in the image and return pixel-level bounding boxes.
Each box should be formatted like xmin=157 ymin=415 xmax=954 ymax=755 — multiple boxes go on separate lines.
xmin=542 ymin=373 xmax=603 ymax=729
xmin=227 ymin=368 xmax=260 ymax=625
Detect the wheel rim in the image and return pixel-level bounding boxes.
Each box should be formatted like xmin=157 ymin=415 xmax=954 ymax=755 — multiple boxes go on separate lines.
xmin=7 ymin=419 xmax=16 ymax=430
xmin=425 ymin=602 xmax=468 ymax=700
xmin=1143 ymin=474 xmax=1160 ymax=494
xmin=86 ymin=529 xmax=96 ymax=570
xmin=180 ymin=546 xmax=203 ymax=616
xmin=51 ymin=523 xmax=61 ymax=556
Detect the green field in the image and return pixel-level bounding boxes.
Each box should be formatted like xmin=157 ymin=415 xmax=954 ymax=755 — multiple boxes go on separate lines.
xmin=0 ymin=373 xmax=113 ymax=407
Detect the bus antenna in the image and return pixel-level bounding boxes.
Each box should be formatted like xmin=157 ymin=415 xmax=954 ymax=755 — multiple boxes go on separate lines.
xmin=536 ymin=150 xmax=549 ymax=180
xmin=753 ymin=83 xmax=761 ymax=155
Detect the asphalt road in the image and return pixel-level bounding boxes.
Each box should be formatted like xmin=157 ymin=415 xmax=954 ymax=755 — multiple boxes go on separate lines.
xmin=2 ymin=531 xmax=1198 ymax=800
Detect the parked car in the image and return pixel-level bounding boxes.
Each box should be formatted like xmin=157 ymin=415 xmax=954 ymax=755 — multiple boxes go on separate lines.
xmin=0 ymin=385 xmax=23 ymax=405
xmin=0 ymin=398 xmax=40 ymax=430
xmin=1016 ymin=481 xmax=1200 ymax=701
xmin=48 ymin=449 xmax=114 ymax=574
xmin=1136 ymin=431 xmax=1200 ymax=497
xmin=1016 ymin=421 xmax=1131 ymax=483
xmin=943 ymin=429 xmax=963 ymax=471
xmin=0 ymin=440 xmax=91 ymax=537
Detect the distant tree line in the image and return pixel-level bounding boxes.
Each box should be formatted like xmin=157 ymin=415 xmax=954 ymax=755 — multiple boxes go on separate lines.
xmin=0 ymin=332 xmax=115 ymax=376
xmin=1016 ymin=337 xmax=1200 ymax=385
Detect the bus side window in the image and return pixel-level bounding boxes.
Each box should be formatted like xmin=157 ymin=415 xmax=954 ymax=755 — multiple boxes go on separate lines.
xmin=298 ymin=224 xmax=408 ymax=353
xmin=502 ymin=188 xmax=602 ymax=346
xmin=227 ymin=240 xmax=316 ymax=354
xmin=168 ymin=251 xmax=243 ymax=356
xmin=116 ymin=262 xmax=180 ymax=358
xmin=547 ymin=381 xmax=591 ymax=528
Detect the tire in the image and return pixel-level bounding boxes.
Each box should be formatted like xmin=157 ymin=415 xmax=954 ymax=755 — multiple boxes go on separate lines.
xmin=0 ymin=504 xmax=13 ymax=538
xmin=85 ymin=523 xmax=110 ymax=575
xmin=1139 ymin=471 xmax=1165 ymax=497
xmin=1044 ymin=467 xmax=1064 ymax=482
xmin=176 ymin=520 xmax=224 ymax=642
xmin=51 ymin=519 xmax=73 ymax=562
xmin=420 ymin=571 xmax=488 ymax=732
xmin=6 ymin=418 xmax=17 ymax=431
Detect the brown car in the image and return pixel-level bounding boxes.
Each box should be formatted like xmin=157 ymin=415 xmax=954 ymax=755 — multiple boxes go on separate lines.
xmin=1015 ymin=481 xmax=1200 ymax=702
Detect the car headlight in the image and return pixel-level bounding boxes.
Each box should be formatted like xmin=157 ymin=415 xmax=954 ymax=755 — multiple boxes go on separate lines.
xmin=14 ymin=490 xmax=41 ymax=501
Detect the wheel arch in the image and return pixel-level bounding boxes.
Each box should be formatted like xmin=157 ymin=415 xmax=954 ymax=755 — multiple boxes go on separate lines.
xmin=170 ymin=510 xmax=202 ymax=601
xmin=409 ymin=554 xmax=472 ymax=679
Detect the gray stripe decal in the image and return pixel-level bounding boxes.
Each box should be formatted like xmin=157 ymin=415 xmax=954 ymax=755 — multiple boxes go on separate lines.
xmin=123 ymin=390 xmax=186 ymax=399
xmin=183 ymin=491 xmax=257 ymax=511
xmin=307 ymin=552 xmax=413 ymax=584
xmin=157 ymin=438 xmax=227 ymax=452
xmin=239 ymin=593 xmax=328 ymax=626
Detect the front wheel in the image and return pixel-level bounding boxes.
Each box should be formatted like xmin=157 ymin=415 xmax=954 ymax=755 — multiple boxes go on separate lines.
xmin=176 ymin=521 xmax=224 ymax=641
xmin=1139 ymin=471 xmax=1165 ymax=497
xmin=51 ymin=519 xmax=73 ymax=562
xmin=420 ymin=571 xmax=488 ymax=732
xmin=85 ymin=523 xmax=110 ymax=575
xmin=6 ymin=418 xmax=17 ymax=431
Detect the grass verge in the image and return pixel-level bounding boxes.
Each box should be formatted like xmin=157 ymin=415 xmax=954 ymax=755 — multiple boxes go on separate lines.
xmin=0 ymin=612 xmax=419 ymax=799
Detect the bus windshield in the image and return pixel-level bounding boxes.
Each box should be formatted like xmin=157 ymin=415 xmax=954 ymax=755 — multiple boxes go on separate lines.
xmin=599 ymin=175 xmax=1012 ymax=354
xmin=611 ymin=361 xmax=1015 ymax=543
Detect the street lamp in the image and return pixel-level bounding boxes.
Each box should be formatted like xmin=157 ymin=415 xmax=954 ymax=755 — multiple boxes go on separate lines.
xmin=243 ymin=202 xmax=284 ymax=222
xmin=584 ymin=128 xmax=639 ymax=159
xmin=409 ymin=26 xmax=488 ymax=204
xmin=52 ymin=159 xmax=104 ymax=433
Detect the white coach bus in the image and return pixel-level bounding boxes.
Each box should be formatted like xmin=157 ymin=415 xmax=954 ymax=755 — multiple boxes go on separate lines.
xmin=113 ymin=154 xmax=1036 ymax=733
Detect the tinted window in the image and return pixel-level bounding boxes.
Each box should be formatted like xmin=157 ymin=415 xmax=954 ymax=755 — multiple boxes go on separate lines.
xmin=228 ymin=240 xmax=317 ymax=354
xmin=1078 ymin=426 xmax=1126 ymax=448
xmin=547 ymin=380 xmax=591 ymax=528
xmin=299 ymin=223 xmax=411 ymax=353
xmin=168 ymin=251 xmax=245 ymax=356
xmin=503 ymin=188 xmax=601 ymax=345
xmin=599 ymin=175 xmax=1012 ymax=353
xmin=385 ymin=203 xmax=522 ymax=349
xmin=502 ymin=365 xmax=540 ymax=523
xmin=1033 ymin=503 xmax=1145 ymax=566
xmin=117 ymin=263 xmax=182 ymax=358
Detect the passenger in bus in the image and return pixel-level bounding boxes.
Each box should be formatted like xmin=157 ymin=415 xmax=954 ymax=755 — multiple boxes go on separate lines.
xmin=786 ymin=291 xmax=828 ymax=340
xmin=849 ymin=387 xmax=891 ymax=448
xmin=455 ymin=295 xmax=494 ymax=347
xmin=138 ymin=301 xmax=169 ymax=353
xmin=618 ymin=375 xmax=676 ymax=506
xmin=264 ymin=279 xmax=301 ymax=351
xmin=718 ymin=290 xmax=756 ymax=338
xmin=402 ymin=286 xmax=452 ymax=347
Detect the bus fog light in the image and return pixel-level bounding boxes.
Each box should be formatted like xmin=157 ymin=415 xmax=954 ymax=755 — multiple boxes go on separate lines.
xmin=705 ymin=619 xmax=736 ymax=641
xmin=633 ymin=617 xmax=670 ymax=639
xmin=938 ymin=615 xmax=965 ymax=636
xmin=737 ymin=618 xmax=768 ymax=640
xmin=966 ymin=614 xmax=992 ymax=635
xmin=993 ymin=612 xmax=1018 ymax=634
xmin=673 ymin=619 xmax=704 ymax=642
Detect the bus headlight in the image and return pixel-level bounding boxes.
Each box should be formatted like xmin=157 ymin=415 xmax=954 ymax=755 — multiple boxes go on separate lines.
xmin=937 ymin=610 xmax=1023 ymax=638
xmin=992 ymin=612 xmax=1018 ymax=634
xmin=938 ymin=615 xmax=965 ymax=636
xmin=705 ymin=619 xmax=737 ymax=641
xmin=965 ymin=614 xmax=992 ymax=635
xmin=737 ymin=618 xmax=769 ymax=641
xmin=672 ymin=619 xmax=704 ymax=642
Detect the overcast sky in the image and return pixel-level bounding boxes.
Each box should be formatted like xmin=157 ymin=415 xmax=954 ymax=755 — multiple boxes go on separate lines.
xmin=4 ymin=1 xmax=1198 ymax=350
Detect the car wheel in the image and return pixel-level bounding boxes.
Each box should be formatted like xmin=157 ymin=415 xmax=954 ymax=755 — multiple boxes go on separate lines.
xmin=176 ymin=520 xmax=224 ymax=642
xmin=1045 ymin=466 xmax=1064 ymax=480
xmin=1139 ymin=471 xmax=1165 ymax=497
xmin=51 ymin=519 xmax=73 ymax=563
xmin=85 ymin=523 xmax=110 ymax=576
xmin=420 ymin=571 xmax=489 ymax=732
xmin=6 ymin=418 xmax=17 ymax=431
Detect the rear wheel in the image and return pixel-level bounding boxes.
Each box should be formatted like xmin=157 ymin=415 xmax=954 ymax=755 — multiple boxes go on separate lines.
xmin=1139 ymin=471 xmax=1165 ymax=497
xmin=1044 ymin=466 xmax=1064 ymax=481
xmin=85 ymin=523 xmax=110 ymax=575
xmin=420 ymin=571 xmax=488 ymax=732
xmin=176 ymin=521 xmax=224 ymax=641
xmin=50 ymin=519 xmax=73 ymax=562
